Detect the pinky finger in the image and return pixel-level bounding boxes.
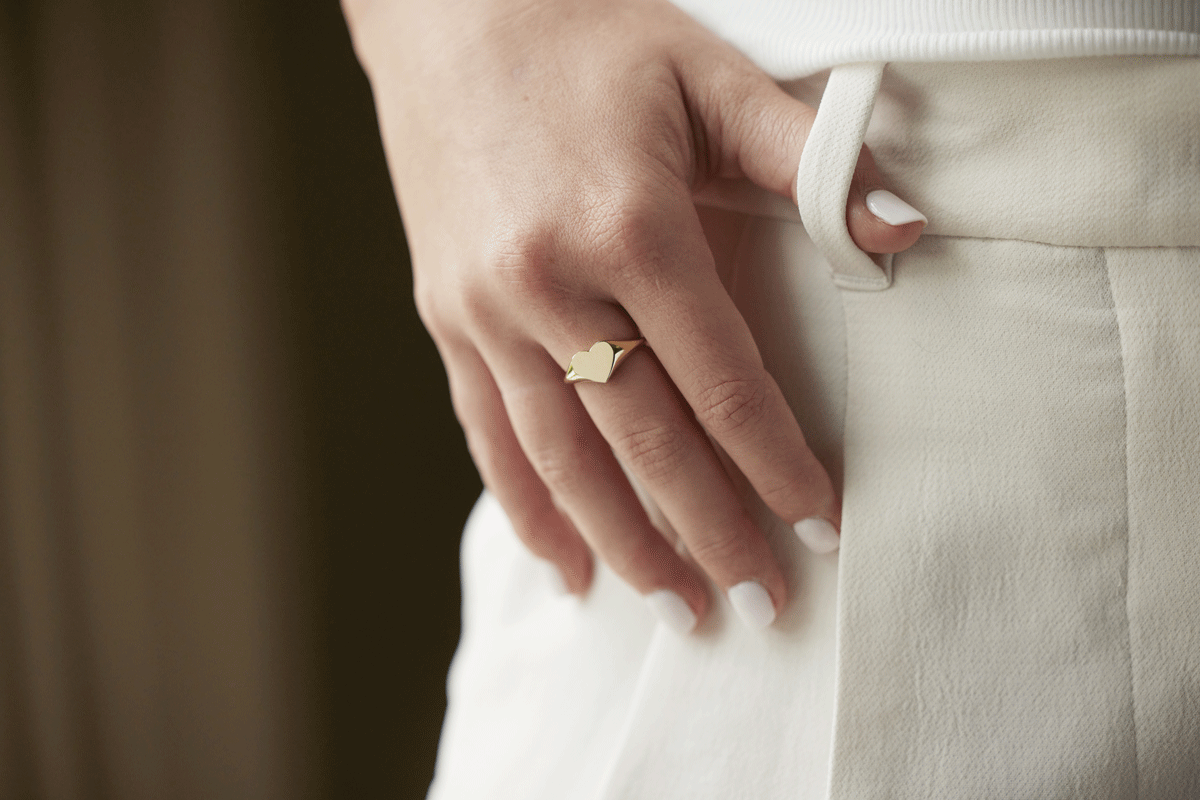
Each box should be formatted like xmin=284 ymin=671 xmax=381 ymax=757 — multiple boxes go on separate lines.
xmin=444 ymin=344 xmax=595 ymax=594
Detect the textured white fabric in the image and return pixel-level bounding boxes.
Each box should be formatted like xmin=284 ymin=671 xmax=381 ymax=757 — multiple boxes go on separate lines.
xmin=835 ymin=237 xmax=1141 ymax=798
xmin=866 ymin=58 xmax=1200 ymax=248
xmin=671 ymin=0 xmax=1200 ymax=78
xmin=428 ymin=57 xmax=1200 ymax=800
xmin=1108 ymin=247 xmax=1200 ymax=799
xmin=430 ymin=496 xmax=657 ymax=799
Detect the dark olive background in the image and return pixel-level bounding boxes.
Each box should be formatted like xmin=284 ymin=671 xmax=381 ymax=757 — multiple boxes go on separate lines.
xmin=4 ymin=0 xmax=479 ymax=795
xmin=272 ymin=2 xmax=480 ymax=797
xmin=270 ymin=3 xmax=480 ymax=796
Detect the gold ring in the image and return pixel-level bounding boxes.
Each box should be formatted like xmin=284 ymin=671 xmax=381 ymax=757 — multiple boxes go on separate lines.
xmin=564 ymin=339 xmax=645 ymax=384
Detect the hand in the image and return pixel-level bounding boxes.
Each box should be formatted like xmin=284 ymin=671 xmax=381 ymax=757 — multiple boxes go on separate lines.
xmin=344 ymin=0 xmax=924 ymax=631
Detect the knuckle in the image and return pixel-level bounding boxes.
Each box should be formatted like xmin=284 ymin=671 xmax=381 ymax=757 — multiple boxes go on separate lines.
xmin=718 ymin=67 xmax=767 ymax=127
xmin=613 ymin=420 xmax=689 ymax=484
xmin=686 ymin=526 xmax=755 ymax=570
xmin=603 ymin=193 xmax=659 ymax=247
xmin=412 ymin=286 xmax=458 ymax=345
xmin=413 ymin=269 xmax=463 ymax=342
xmin=413 ymin=286 xmax=447 ymax=339
xmin=757 ymin=469 xmax=822 ymax=515
xmin=692 ymin=374 xmax=771 ymax=439
xmin=525 ymin=440 xmax=590 ymax=496
xmin=513 ymin=501 xmax=569 ymax=558
xmin=412 ymin=276 xmax=437 ymax=322
xmin=456 ymin=220 xmax=560 ymax=331
xmin=457 ymin=273 xmax=496 ymax=330
xmin=605 ymin=532 xmax=665 ymax=583
xmin=481 ymin=221 xmax=562 ymax=302
xmin=583 ymin=189 xmax=673 ymax=284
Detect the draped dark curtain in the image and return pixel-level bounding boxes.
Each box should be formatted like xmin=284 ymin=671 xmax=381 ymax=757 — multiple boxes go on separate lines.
xmin=0 ymin=1 xmax=475 ymax=797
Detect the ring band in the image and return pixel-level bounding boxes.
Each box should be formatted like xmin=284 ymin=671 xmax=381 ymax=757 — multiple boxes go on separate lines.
xmin=564 ymin=339 xmax=645 ymax=384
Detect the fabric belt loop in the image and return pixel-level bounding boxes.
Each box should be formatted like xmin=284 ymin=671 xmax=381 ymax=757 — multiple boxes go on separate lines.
xmin=795 ymin=62 xmax=890 ymax=291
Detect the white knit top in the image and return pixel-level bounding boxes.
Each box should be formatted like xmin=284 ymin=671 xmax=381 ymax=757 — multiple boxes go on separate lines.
xmin=670 ymin=0 xmax=1200 ymax=78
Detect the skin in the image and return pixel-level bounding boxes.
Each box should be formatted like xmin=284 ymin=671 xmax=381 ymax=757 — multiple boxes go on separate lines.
xmin=343 ymin=0 xmax=924 ymax=627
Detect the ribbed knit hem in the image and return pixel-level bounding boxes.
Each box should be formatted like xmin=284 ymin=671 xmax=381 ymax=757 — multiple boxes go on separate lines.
xmin=671 ymin=0 xmax=1200 ymax=78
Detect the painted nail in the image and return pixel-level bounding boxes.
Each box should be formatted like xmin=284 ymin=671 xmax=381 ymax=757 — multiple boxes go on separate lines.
xmin=727 ymin=580 xmax=776 ymax=629
xmin=645 ymin=590 xmax=698 ymax=634
xmin=793 ymin=517 xmax=840 ymax=554
xmin=865 ymin=189 xmax=927 ymax=226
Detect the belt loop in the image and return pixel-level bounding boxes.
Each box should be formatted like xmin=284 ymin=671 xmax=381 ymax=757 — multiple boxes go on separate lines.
xmin=796 ymin=62 xmax=890 ymax=291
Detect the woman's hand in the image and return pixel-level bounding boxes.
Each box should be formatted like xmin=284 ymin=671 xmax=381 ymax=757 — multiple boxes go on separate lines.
xmin=344 ymin=0 xmax=923 ymax=631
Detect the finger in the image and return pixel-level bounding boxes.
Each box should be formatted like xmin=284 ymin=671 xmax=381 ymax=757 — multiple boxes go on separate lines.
xmin=683 ymin=52 xmax=926 ymax=254
xmin=847 ymin=145 xmax=928 ymax=253
xmin=570 ymin=336 xmax=789 ymax=630
xmin=442 ymin=340 xmax=594 ymax=594
xmin=482 ymin=339 xmax=712 ymax=633
xmin=612 ymin=190 xmax=842 ymax=551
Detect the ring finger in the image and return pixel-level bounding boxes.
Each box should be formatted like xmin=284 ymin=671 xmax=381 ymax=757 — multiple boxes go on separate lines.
xmin=565 ymin=322 xmax=788 ymax=630
xmin=482 ymin=337 xmax=713 ymax=633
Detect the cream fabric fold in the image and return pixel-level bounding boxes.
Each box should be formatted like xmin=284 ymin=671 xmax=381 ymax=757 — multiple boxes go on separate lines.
xmin=1107 ymin=248 xmax=1200 ymax=799
xmin=833 ymin=237 xmax=1140 ymax=797
xmin=870 ymin=58 xmax=1200 ymax=248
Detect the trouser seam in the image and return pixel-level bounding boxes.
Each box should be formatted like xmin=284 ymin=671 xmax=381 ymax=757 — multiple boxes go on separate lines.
xmin=1104 ymin=244 xmax=1142 ymax=799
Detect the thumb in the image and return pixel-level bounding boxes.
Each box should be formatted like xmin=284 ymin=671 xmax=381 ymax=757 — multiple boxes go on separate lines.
xmin=697 ymin=65 xmax=926 ymax=255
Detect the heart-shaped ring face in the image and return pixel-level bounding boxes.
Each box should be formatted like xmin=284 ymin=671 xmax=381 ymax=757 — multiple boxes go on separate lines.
xmin=568 ymin=341 xmax=617 ymax=383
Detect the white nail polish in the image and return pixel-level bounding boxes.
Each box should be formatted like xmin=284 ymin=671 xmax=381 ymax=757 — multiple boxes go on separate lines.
xmin=727 ymin=580 xmax=776 ymax=629
xmin=865 ymin=189 xmax=928 ymax=226
xmin=794 ymin=517 xmax=840 ymax=554
xmin=646 ymin=590 xmax=698 ymax=634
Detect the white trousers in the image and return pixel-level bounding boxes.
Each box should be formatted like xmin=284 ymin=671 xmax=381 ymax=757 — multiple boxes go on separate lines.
xmin=428 ymin=57 xmax=1200 ymax=799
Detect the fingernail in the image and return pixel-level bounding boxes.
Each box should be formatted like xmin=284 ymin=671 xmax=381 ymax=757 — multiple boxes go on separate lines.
xmin=793 ymin=517 xmax=840 ymax=554
xmin=645 ymin=590 xmax=698 ymax=634
xmin=727 ymin=580 xmax=776 ymax=629
xmin=865 ymin=189 xmax=927 ymax=226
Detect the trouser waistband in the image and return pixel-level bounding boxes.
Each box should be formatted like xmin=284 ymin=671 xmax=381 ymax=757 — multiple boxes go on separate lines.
xmin=696 ymin=56 xmax=1200 ymax=290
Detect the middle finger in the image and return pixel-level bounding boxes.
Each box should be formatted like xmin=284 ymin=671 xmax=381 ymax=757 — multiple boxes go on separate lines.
xmin=560 ymin=314 xmax=789 ymax=629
